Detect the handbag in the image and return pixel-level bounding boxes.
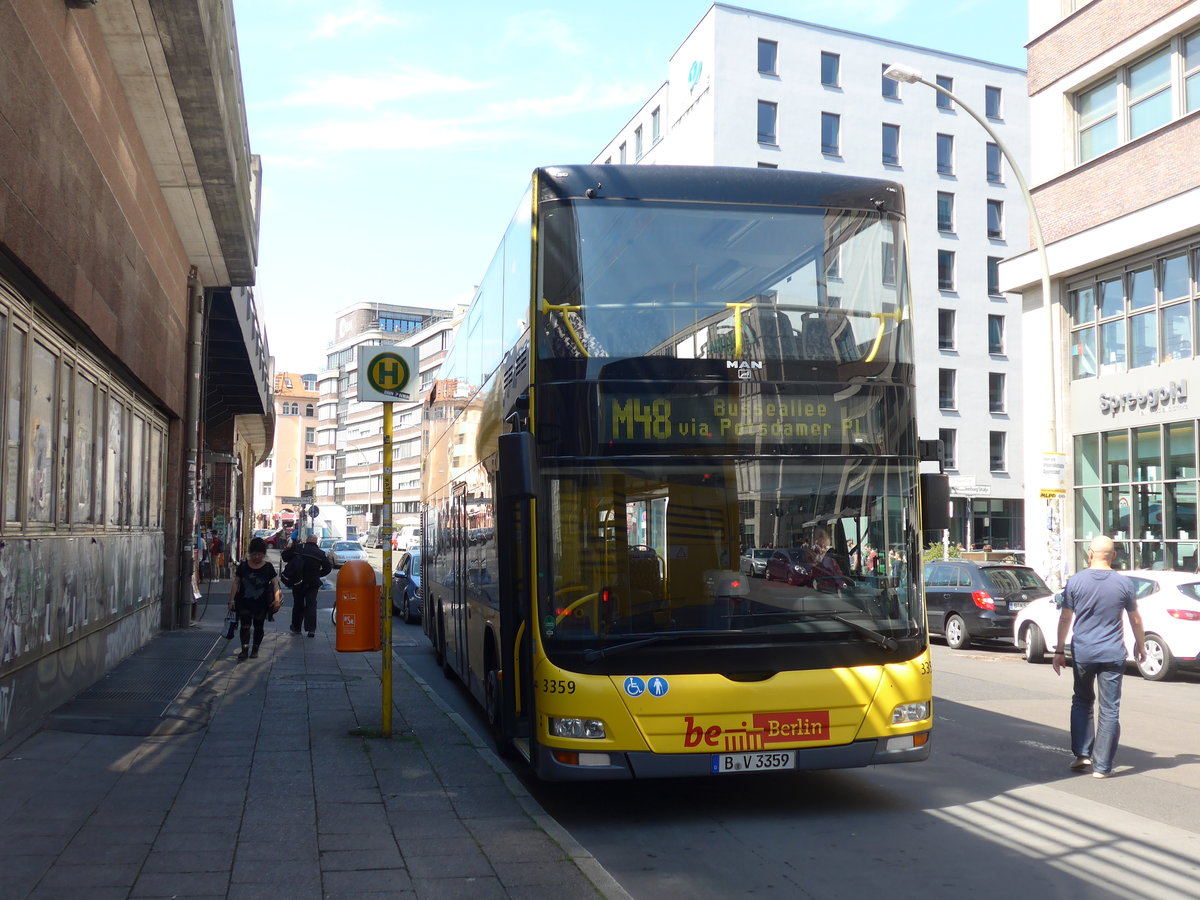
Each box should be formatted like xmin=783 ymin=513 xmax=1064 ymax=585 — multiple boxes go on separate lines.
xmin=223 ymin=610 xmax=238 ymax=640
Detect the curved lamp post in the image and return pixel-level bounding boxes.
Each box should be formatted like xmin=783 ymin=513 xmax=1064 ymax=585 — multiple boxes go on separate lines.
xmin=884 ymin=63 xmax=1063 ymax=587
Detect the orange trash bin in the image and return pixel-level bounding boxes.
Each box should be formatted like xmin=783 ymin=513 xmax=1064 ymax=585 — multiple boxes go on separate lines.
xmin=335 ymin=560 xmax=380 ymax=652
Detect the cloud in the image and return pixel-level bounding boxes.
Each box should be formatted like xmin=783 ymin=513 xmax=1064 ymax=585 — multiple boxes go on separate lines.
xmin=312 ymin=1 xmax=413 ymax=38
xmin=270 ymin=68 xmax=485 ymax=111
xmin=501 ymin=11 xmax=582 ymax=55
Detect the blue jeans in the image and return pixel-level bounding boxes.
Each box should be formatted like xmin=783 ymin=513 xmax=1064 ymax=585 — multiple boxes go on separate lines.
xmin=1070 ymin=661 xmax=1125 ymax=774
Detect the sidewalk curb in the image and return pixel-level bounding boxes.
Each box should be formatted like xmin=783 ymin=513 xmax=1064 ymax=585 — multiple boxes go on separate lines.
xmin=394 ymin=652 xmax=635 ymax=900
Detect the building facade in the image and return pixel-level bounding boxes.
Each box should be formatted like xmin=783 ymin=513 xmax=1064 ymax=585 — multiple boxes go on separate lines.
xmin=314 ymin=304 xmax=459 ymax=541
xmin=593 ymin=3 xmax=1032 ymax=553
xmin=255 ymin=372 xmax=319 ymax=530
xmin=1003 ymin=0 xmax=1200 ymax=577
xmin=0 ymin=0 xmax=270 ymax=747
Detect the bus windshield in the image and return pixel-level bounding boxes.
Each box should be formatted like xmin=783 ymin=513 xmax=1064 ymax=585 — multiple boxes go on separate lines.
xmin=541 ymin=457 xmax=921 ymax=658
xmin=540 ymin=199 xmax=910 ymax=365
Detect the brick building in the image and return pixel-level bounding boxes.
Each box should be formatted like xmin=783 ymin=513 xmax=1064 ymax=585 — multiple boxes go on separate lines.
xmin=1002 ymin=1 xmax=1200 ymax=578
xmin=0 ymin=0 xmax=270 ymax=746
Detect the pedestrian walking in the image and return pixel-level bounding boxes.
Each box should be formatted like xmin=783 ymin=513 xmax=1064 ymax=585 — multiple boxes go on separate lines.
xmin=1053 ymin=534 xmax=1146 ymax=778
xmin=281 ymin=532 xmax=332 ymax=637
xmin=227 ymin=536 xmax=282 ymax=660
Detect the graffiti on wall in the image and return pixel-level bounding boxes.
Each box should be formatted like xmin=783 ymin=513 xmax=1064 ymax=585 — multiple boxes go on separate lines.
xmin=0 ymin=533 xmax=163 ymax=672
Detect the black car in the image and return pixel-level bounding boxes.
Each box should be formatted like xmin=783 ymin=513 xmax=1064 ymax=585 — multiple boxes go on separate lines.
xmin=391 ymin=549 xmax=423 ymax=624
xmin=764 ymin=549 xmax=812 ymax=585
xmin=923 ymin=559 xmax=1051 ymax=649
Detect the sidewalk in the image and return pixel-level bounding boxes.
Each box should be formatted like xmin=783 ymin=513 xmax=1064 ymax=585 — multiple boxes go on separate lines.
xmin=0 ymin=579 xmax=631 ymax=900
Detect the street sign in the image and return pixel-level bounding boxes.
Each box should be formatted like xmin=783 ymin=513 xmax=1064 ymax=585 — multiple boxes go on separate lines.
xmin=357 ymin=346 xmax=419 ymax=402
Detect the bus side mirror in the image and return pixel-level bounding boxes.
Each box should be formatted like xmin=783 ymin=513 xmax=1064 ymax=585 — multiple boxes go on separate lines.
xmin=498 ymin=431 xmax=536 ymax=501
xmin=920 ymin=473 xmax=950 ymax=532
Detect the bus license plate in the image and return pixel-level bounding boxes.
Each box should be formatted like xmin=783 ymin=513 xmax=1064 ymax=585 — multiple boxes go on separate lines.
xmin=712 ymin=750 xmax=796 ymax=774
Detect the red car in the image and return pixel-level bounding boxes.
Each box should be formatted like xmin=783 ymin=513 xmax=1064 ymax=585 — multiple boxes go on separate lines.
xmin=264 ymin=529 xmax=288 ymax=548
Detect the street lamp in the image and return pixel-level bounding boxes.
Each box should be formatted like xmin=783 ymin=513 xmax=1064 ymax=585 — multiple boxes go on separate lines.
xmin=884 ymin=63 xmax=1064 ymax=587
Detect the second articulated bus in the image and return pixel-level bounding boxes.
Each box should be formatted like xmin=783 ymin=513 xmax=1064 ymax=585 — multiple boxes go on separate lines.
xmin=421 ymin=165 xmax=948 ymax=780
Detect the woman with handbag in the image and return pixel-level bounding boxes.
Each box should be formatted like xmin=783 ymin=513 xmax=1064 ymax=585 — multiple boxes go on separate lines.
xmin=227 ymin=536 xmax=282 ymax=660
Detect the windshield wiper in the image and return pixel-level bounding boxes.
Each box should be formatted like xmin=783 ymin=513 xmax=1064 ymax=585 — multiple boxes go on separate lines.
xmin=732 ymin=609 xmax=899 ymax=651
xmin=582 ymin=629 xmax=746 ymax=662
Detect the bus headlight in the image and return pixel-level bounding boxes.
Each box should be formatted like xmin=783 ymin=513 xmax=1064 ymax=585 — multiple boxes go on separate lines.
xmin=549 ymin=717 xmax=607 ymax=739
xmin=891 ymin=702 xmax=930 ymax=724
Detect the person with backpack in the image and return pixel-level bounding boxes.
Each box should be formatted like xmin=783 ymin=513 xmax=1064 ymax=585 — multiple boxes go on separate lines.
xmin=280 ymin=533 xmax=332 ymax=637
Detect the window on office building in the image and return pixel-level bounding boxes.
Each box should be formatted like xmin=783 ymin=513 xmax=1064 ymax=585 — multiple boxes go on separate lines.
xmin=987 ymin=199 xmax=1004 ymax=239
xmin=939 ymin=369 xmax=956 ymax=409
xmin=619 ymin=142 xmax=626 ymax=163
xmin=758 ymin=101 xmax=778 ymax=144
xmin=821 ymin=52 xmax=840 ymax=87
xmin=882 ymin=63 xmax=900 ymax=98
xmin=821 ymin=112 xmax=840 ymax=155
xmin=989 ymin=432 xmax=1006 ymax=472
xmin=988 ymin=314 xmax=1005 ymax=354
xmin=635 ymin=125 xmax=644 ymax=160
xmin=759 ymin=39 xmax=778 ymax=75
xmin=987 ymin=256 xmax=1002 ymax=295
xmin=936 ymin=74 xmax=954 ymax=108
xmin=937 ymin=133 xmax=954 ymax=174
xmin=305 ymin=427 xmax=316 ymax=444
xmin=938 ymin=309 xmax=955 ymax=350
xmin=305 ymin=455 xmax=315 ymax=471
xmin=262 ymin=481 xmax=272 ymax=496
xmin=1075 ymin=33 xmax=1200 ymax=164
xmin=940 ymin=428 xmax=957 ymax=470
xmin=882 ymin=123 xmax=900 ymax=165
xmin=652 ymin=107 xmax=661 ymax=143
xmin=938 ymin=250 xmax=956 ymax=291
xmin=989 ymin=373 xmax=1006 ymax=413
xmin=985 ymin=85 xmax=1002 ymax=118
xmin=986 ymin=143 xmax=1003 ymax=183
xmin=937 ymin=191 xmax=955 ymax=232
xmin=1068 ymin=250 xmax=1193 ymax=379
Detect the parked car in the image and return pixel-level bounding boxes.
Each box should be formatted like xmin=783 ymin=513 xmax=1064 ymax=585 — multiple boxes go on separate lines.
xmin=740 ymin=548 xmax=772 ymax=578
xmin=923 ymin=560 xmax=1052 ymax=650
xmin=1014 ymin=569 xmax=1200 ymax=681
xmin=764 ymin=549 xmax=812 ymax=585
xmin=391 ymin=549 xmax=422 ymax=624
xmin=328 ymin=540 xmax=368 ymax=567
xmin=319 ymin=537 xmax=336 ymax=556
xmin=252 ymin=528 xmax=273 ymax=540
xmin=264 ymin=529 xmax=288 ymax=548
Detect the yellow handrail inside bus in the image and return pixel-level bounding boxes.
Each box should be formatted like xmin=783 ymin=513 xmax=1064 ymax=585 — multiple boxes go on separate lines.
xmin=555 ymin=591 xmax=600 ymax=628
xmin=863 ymin=306 xmax=904 ymax=363
xmin=542 ymin=299 xmax=589 ymax=357
xmin=512 ymin=619 xmax=525 ymax=716
xmin=724 ymin=301 xmax=754 ymax=357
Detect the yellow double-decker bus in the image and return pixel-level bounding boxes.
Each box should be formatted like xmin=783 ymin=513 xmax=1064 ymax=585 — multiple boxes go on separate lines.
xmin=422 ymin=166 xmax=948 ymax=780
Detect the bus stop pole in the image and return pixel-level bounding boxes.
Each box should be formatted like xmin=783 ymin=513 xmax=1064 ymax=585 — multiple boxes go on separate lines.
xmin=381 ymin=401 xmax=394 ymax=737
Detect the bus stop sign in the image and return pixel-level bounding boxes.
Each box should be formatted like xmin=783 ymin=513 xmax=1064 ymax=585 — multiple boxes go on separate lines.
xmin=357 ymin=346 xmax=418 ymax=402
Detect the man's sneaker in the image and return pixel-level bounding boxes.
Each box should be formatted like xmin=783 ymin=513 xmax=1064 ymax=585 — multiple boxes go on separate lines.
xmin=1093 ymin=770 xmax=1111 ymax=779
xmin=289 ymin=627 xmax=301 ymax=635
xmin=307 ymin=632 xmax=316 ymax=638
xmin=250 ymin=647 xmax=259 ymax=658
xmin=237 ymin=648 xmax=249 ymax=661
xmin=1070 ymin=756 xmax=1092 ymax=770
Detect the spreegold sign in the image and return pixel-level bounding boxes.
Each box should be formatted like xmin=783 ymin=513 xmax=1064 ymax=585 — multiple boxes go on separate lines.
xmin=1098 ymin=380 xmax=1187 ymax=417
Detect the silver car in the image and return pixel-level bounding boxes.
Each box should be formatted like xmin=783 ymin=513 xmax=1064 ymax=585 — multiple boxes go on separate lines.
xmin=328 ymin=540 xmax=368 ymax=568
xmin=740 ymin=548 xmax=772 ymax=577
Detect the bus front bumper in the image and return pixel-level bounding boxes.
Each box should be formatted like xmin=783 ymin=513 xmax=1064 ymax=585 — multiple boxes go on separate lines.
xmin=534 ymin=732 xmax=931 ymax=780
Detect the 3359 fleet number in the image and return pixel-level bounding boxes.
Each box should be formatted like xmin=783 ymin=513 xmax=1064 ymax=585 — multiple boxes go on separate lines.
xmin=540 ymin=679 xmax=576 ymax=694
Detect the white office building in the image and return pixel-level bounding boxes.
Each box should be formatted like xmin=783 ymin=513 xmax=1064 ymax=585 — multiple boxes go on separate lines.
xmin=594 ymin=4 xmax=1031 ymax=552
xmin=314 ymin=303 xmax=461 ymax=539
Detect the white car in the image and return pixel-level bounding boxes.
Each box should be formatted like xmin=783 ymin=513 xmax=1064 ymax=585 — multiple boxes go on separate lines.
xmin=1013 ymin=569 xmax=1200 ymax=681
xmin=328 ymin=540 xmax=369 ymax=568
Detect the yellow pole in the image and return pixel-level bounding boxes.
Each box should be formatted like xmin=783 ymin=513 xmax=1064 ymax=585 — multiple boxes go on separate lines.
xmin=381 ymin=401 xmax=394 ymax=736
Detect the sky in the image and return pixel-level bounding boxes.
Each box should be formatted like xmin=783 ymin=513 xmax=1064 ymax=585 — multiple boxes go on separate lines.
xmin=232 ymin=0 xmax=1029 ymax=375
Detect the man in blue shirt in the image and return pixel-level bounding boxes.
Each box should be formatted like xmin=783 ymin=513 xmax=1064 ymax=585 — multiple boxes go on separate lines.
xmin=1053 ymin=535 xmax=1146 ymax=778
